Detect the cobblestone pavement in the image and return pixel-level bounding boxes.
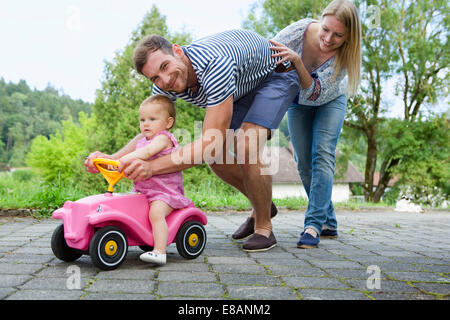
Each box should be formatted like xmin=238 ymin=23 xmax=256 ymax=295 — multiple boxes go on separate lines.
xmin=0 ymin=209 xmax=449 ymax=300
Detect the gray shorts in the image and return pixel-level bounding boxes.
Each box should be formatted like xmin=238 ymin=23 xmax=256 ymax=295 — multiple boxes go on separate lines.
xmin=230 ymin=69 xmax=300 ymax=131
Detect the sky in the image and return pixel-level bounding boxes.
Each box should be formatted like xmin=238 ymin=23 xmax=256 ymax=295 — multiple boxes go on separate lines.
xmin=0 ymin=0 xmax=447 ymax=117
xmin=0 ymin=0 xmax=256 ymax=103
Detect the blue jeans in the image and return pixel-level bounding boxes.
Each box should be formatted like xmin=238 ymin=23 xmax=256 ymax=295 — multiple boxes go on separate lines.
xmin=287 ymin=94 xmax=347 ymax=235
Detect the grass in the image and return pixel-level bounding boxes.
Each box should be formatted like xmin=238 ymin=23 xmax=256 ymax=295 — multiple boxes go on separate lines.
xmin=0 ymin=170 xmax=395 ymax=218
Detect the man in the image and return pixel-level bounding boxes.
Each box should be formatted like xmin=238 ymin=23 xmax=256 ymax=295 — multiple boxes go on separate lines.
xmin=85 ymin=29 xmax=300 ymax=252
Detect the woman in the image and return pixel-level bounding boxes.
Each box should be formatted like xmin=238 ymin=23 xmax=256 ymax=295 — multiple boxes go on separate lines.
xmin=270 ymin=0 xmax=361 ymax=248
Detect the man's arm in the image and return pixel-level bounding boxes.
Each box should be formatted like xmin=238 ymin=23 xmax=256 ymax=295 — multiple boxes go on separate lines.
xmin=119 ymin=95 xmax=233 ymax=181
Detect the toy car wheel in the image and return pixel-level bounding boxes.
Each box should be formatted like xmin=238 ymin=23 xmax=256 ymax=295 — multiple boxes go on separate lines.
xmin=89 ymin=226 xmax=128 ymax=270
xmin=176 ymin=221 xmax=206 ymax=259
xmin=51 ymin=224 xmax=83 ymax=262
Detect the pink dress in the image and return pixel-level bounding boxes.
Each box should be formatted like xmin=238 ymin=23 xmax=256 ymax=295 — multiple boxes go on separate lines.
xmin=133 ymin=130 xmax=194 ymax=209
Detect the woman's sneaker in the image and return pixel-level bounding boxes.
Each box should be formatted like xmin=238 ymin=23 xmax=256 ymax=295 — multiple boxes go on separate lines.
xmin=140 ymin=251 xmax=166 ymax=265
xmin=320 ymin=229 xmax=338 ymax=238
xmin=297 ymin=232 xmax=320 ymax=249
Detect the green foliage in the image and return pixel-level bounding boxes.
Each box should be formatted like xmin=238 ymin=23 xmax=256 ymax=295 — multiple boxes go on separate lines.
xmin=0 ymin=78 xmax=92 ymax=167
xmin=11 ymin=169 xmax=35 ymax=182
xmin=243 ymin=0 xmax=329 ymax=38
xmin=26 ymin=112 xmax=96 ymax=184
xmin=382 ymin=115 xmax=450 ymax=206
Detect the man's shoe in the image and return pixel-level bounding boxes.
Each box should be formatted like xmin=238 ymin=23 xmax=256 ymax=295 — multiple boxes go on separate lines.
xmin=231 ymin=217 xmax=255 ymax=240
xmin=320 ymin=229 xmax=338 ymax=238
xmin=231 ymin=202 xmax=278 ymax=240
xmin=242 ymin=232 xmax=277 ymax=252
xmin=297 ymin=232 xmax=320 ymax=249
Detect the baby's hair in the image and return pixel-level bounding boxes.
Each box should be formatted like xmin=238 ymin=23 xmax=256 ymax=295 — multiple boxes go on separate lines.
xmin=141 ymin=94 xmax=176 ymax=128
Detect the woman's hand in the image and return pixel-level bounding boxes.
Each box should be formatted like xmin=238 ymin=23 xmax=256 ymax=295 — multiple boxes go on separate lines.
xmin=269 ymin=39 xmax=301 ymax=70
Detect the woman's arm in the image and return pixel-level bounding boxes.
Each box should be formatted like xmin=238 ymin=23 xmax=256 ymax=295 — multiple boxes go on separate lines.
xmin=269 ymin=39 xmax=313 ymax=90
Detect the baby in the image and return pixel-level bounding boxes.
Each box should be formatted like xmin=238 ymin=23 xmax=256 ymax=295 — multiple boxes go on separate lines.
xmin=118 ymin=94 xmax=193 ymax=265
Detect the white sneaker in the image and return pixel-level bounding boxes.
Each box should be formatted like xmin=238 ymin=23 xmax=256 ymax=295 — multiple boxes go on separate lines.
xmin=139 ymin=251 xmax=166 ymax=265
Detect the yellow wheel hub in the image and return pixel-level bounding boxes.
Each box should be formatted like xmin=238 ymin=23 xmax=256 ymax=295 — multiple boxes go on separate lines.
xmin=105 ymin=240 xmax=118 ymax=256
xmin=188 ymin=233 xmax=199 ymax=247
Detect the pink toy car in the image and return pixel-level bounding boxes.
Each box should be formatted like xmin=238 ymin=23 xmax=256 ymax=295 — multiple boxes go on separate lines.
xmin=51 ymin=158 xmax=207 ymax=270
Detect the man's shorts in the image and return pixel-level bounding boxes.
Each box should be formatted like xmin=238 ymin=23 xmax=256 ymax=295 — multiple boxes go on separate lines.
xmin=230 ymin=69 xmax=300 ymax=132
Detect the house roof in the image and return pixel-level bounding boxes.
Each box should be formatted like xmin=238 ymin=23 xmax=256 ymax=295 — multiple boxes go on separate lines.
xmin=267 ymin=143 xmax=364 ymax=184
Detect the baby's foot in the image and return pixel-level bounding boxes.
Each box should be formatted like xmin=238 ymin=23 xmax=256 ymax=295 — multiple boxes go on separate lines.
xmin=140 ymin=251 xmax=166 ymax=265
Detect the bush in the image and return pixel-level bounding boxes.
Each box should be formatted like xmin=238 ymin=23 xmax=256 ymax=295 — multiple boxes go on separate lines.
xmin=26 ymin=112 xmax=96 ymax=186
xmin=12 ymin=169 xmax=34 ymax=182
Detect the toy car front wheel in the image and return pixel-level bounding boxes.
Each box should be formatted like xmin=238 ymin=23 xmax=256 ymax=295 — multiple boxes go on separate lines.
xmin=51 ymin=224 xmax=83 ymax=262
xmin=176 ymin=221 xmax=206 ymax=259
xmin=89 ymin=226 xmax=128 ymax=270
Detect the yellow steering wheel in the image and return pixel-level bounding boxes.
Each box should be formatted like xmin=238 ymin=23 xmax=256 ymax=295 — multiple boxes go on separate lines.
xmin=92 ymin=158 xmax=124 ymax=193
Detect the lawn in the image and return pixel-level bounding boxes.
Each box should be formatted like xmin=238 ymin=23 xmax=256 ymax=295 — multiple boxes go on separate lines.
xmin=0 ymin=170 xmax=393 ymax=218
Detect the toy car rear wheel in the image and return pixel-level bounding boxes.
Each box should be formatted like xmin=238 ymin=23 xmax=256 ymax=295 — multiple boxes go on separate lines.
xmin=89 ymin=226 xmax=128 ymax=270
xmin=176 ymin=221 xmax=206 ymax=259
xmin=51 ymin=224 xmax=83 ymax=262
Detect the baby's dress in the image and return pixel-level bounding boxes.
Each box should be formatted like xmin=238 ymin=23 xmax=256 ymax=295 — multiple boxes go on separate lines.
xmin=133 ymin=130 xmax=194 ymax=209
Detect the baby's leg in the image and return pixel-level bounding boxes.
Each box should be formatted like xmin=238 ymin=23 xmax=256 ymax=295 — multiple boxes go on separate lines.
xmin=149 ymin=200 xmax=174 ymax=254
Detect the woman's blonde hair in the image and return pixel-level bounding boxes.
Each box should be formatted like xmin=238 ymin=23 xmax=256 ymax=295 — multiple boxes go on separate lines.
xmin=322 ymin=0 xmax=361 ymax=96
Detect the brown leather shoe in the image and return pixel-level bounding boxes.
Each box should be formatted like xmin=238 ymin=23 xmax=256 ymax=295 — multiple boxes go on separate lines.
xmin=231 ymin=202 xmax=278 ymax=240
xmin=242 ymin=232 xmax=277 ymax=252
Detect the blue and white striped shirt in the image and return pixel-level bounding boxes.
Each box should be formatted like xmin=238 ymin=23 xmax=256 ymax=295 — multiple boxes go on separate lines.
xmin=152 ymin=29 xmax=282 ymax=107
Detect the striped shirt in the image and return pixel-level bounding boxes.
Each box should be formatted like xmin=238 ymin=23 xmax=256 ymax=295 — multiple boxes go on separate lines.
xmin=152 ymin=29 xmax=282 ymax=107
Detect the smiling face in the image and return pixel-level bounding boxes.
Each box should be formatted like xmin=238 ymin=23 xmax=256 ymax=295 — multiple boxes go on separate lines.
xmin=317 ymin=15 xmax=348 ymax=53
xmin=141 ymin=45 xmax=191 ymax=93
xmin=139 ymin=102 xmax=174 ymax=140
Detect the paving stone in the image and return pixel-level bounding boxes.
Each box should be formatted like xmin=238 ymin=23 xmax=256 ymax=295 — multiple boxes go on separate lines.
xmin=345 ymin=279 xmax=421 ymax=293
xmin=297 ymin=288 xmax=369 ymax=300
xmin=0 ymin=288 xmax=15 ymax=299
xmin=0 ymin=263 xmax=43 ymax=275
xmin=412 ymin=282 xmax=450 ymax=295
xmin=82 ymin=293 xmax=157 ymax=300
xmin=219 ymin=273 xmax=281 ymax=286
xmin=6 ymin=289 xmax=84 ymax=300
xmin=283 ymin=276 xmax=350 ymax=289
xmin=157 ymin=281 xmax=224 ymax=298
xmin=86 ymin=279 xmax=155 ymax=294
xmin=0 ymin=275 xmax=32 ymax=287
xmin=226 ymin=285 xmax=298 ymax=300
xmin=267 ymin=265 xmax=328 ymax=277
xmin=0 ymin=210 xmax=449 ymax=300
xmin=212 ymin=263 xmax=267 ymax=274
xmin=158 ymin=271 xmax=217 ymax=282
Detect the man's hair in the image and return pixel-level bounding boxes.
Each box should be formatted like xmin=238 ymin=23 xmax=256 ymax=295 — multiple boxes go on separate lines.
xmin=133 ymin=35 xmax=174 ymax=75
xmin=141 ymin=94 xmax=176 ymax=129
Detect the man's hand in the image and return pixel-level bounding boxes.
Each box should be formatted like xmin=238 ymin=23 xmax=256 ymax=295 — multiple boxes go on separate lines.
xmin=118 ymin=158 xmax=153 ymax=181
xmin=84 ymin=151 xmax=112 ymax=173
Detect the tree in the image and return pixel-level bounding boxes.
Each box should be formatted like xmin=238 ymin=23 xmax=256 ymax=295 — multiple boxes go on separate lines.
xmin=92 ymin=5 xmax=203 ymax=154
xmin=0 ymin=78 xmax=91 ymax=167
xmin=244 ymin=0 xmax=449 ymax=202
xmin=346 ymin=0 xmax=449 ymax=201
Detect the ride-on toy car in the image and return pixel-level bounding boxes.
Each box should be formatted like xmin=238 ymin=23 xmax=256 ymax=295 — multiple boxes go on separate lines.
xmin=51 ymin=158 xmax=207 ymax=270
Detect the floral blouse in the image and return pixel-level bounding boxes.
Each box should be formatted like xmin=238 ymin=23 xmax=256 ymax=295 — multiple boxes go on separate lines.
xmin=273 ymin=18 xmax=348 ymax=106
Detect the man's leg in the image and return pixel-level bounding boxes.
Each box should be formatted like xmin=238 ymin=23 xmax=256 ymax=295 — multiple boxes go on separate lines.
xmin=236 ymin=122 xmax=272 ymax=238
xmin=209 ymin=121 xmax=273 ymax=237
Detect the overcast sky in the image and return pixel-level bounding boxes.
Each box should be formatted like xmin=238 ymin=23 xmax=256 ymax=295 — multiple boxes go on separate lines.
xmin=0 ymin=0 xmax=255 ymax=103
